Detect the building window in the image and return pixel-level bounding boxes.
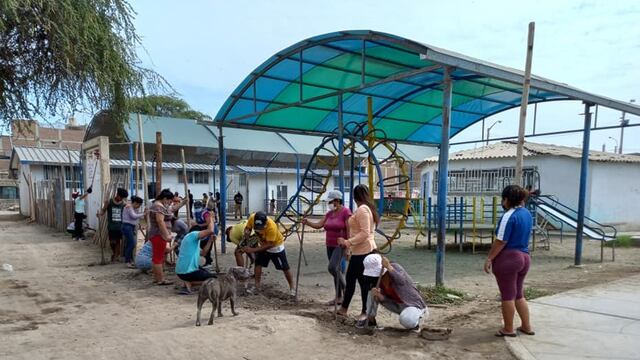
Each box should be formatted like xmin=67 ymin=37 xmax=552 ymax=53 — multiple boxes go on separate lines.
xmin=43 ymin=165 xmax=81 ymax=189
xmin=178 ymin=170 xmax=209 ymax=184
xmin=303 ymin=176 xmax=324 ymax=193
xmin=333 ymin=176 xmax=352 ymax=191
xmin=0 ymin=186 xmax=18 ymax=199
xmin=433 ymin=167 xmax=536 ymax=194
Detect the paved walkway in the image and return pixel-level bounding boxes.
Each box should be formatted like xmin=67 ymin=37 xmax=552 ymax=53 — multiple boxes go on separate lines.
xmin=507 ymin=274 xmax=640 ymax=360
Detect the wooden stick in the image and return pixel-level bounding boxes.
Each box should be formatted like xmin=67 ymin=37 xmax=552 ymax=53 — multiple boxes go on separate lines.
xmin=155 ymin=131 xmax=162 ymax=196
xmin=137 ymin=114 xmax=150 ymax=241
xmin=134 ymin=142 xmax=139 ymax=196
xmin=294 ymin=223 xmax=305 ymax=302
xmin=515 ymin=22 xmax=535 ymax=185
xmin=180 ymin=149 xmax=191 ymax=225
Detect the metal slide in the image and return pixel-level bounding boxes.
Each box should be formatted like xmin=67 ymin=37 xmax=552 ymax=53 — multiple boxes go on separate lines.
xmin=531 ymin=195 xmax=617 ymax=242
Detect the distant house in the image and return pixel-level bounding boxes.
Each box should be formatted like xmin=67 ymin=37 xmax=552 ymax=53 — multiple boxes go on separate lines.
xmin=418 ymin=141 xmax=640 ymax=230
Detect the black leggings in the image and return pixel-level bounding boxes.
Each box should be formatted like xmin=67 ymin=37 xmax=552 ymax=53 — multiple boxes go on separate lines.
xmin=342 ymin=253 xmax=378 ymax=314
xmin=73 ymin=212 xmax=84 ymax=239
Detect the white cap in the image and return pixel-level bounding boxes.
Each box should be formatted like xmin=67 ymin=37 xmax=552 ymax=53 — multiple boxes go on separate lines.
xmin=327 ymin=190 xmax=343 ymax=202
xmin=399 ymin=306 xmax=427 ymax=329
xmin=363 ymin=254 xmax=386 ymax=277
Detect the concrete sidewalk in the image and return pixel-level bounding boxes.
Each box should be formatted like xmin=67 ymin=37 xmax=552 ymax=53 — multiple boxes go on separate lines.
xmin=506 ymin=274 xmax=640 ymax=360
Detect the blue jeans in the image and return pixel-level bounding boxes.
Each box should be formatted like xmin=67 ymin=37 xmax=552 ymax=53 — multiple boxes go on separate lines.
xmin=122 ymin=223 xmax=137 ymax=263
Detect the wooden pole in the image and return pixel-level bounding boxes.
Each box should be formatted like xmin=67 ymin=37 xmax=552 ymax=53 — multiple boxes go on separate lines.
xmin=155 ymin=131 xmax=163 ymax=196
xmin=134 ymin=142 xmax=139 ymax=196
xmin=515 ymin=22 xmax=535 ymax=185
xmin=294 ymin=223 xmax=305 ymax=303
xmin=137 ymin=114 xmax=150 ymax=241
xmin=180 ymin=149 xmax=191 ymax=225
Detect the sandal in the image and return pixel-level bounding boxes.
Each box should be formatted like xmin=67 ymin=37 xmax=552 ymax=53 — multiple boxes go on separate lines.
xmin=178 ymin=287 xmax=192 ymax=295
xmin=495 ymin=329 xmax=517 ymax=337
xmin=156 ymin=280 xmax=173 ymax=286
xmin=325 ymin=299 xmax=343 ymax=306
xmin=517 ymin=327 xmax=535 ymax=335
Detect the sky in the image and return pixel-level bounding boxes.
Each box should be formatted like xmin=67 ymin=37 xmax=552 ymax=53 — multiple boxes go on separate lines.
xmin=87 ymin=0 xmax=640 ymax=153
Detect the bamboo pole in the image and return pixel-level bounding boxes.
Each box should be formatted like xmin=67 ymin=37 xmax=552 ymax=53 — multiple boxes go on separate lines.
xmin=294 ymin=223 xmax=305 ymax=303
xmin=515 ymin=22 xmax=535 ymax=185
xmin=137 ymin=114 xmax=150 ymax=241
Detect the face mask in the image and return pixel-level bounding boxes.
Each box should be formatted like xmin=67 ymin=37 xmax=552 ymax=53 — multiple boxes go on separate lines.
xmin=328 ymin=203 xmax=336 ymax=211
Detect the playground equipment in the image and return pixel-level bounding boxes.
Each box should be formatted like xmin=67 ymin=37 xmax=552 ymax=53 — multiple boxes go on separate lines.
xmin=530 ymin=195 xmax=617 ymax=261
xmin=274 ymin=120 xmax=411 ymax=253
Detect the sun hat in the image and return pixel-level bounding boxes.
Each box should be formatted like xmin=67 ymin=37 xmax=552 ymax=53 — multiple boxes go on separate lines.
xmin=327 ymin=190 xmax=342 ymax=202
xmin=363 ymin=253 xmax=386 ymax=277
xmin=399 ymin=307 xmax=427 ymax=329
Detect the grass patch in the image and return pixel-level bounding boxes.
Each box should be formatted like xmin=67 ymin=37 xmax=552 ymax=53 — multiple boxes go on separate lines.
xmin=524 ymin=287 xmax=550 ymax=300
xmin=418 ymin=285 xmax=466 ymax=305
xmin=605 ymin=235 xmax=633 ymax=248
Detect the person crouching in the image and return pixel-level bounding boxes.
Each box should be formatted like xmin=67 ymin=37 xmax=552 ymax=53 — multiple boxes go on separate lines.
xmin=175 ymin=219 xmax=217 ymax=295
xmin=361 ymin=253 xmax=429 ymax=331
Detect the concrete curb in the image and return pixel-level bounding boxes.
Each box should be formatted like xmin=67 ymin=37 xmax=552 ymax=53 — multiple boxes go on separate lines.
xmin=505 ymin=337 xmax=537 ymax=360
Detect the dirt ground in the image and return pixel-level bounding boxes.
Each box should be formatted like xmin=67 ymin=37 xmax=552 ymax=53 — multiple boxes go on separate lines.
xmin=1 ymin=216 xmax=639 ymax=360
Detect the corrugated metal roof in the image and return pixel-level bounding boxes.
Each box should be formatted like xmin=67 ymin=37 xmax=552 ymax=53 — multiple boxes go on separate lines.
xmin=13 ymin=146 xmax=80 ymax=165
xmin=419 ymin=141 xmax=640 ymax=166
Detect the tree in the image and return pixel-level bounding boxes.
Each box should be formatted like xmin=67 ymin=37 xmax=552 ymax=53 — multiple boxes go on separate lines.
xmin=127 ymin=95 xmax=209 ymax=121
xmin=0 ymin=0 xmax=167 ymax=128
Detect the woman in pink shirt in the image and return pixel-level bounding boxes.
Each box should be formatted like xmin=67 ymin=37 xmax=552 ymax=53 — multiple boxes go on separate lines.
xmin=337 ymin=184 xmax=379 ymax=320
xmin=303 ymin=190 xmax=351 ymax=305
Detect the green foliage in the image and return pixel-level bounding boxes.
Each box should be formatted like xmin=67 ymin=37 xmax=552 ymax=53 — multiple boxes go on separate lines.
xmin=418 ymin=285 xmax=466 ymax=305
xmin=0 ymin=0 xmax=167 ymax=127
xmin=524 ymin=287 xmax=549 ymax=300
xmin=127 ymin=95 xmax=209 ymax=120
xmin=605 ymin=235 xmax=634 ymax=248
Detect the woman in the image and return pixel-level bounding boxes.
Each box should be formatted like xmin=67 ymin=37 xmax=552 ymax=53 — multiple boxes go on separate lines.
xmin=149 ymin=189 xmax=175 ymax=285
xmin=302 ymin=190 xmax=351 ymax=305
xmin=363 ymin=253 xmax=428 ymax=330
xmin=484 ymin=185 xmax=535 ymax=337
xmin=122 ymin=196 xmax=145 ymax=269
xmin=337 ymin=184 xmax=379 ymax=321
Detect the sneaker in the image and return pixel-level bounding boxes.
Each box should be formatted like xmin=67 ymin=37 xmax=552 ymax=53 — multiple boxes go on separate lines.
xmin=289 ymin=288 xmax=296 ymax=297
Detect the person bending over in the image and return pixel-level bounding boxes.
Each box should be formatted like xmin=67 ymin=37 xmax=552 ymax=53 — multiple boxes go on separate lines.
xmin=361 ymin=253 xmax=428 ymax=330
xmin=241 ymin=211 xmax=294 ymax=295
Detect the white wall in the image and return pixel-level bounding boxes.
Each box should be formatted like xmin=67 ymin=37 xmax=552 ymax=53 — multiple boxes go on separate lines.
xmin=18 ymin=164 xmax=31 ymax=216
xmin=589 ymin=162 xmax=640 ymax=230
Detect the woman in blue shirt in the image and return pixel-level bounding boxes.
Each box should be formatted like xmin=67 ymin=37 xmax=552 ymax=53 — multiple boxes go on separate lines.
xmin=484 ymin=185 xmax=535 ymax=337
xmin=176 ymin=221 xmax=216 ymax=294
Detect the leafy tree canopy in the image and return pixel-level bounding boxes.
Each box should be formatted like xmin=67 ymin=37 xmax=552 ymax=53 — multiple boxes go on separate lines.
xmin=127 ymin=95 xmax=209 ymax=121
xmin=0 ymin=0 xmax=167 ymax=128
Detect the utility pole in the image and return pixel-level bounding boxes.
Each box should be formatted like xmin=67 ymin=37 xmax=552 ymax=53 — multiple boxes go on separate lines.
xmin=486 ymin=120 xmax=502 ymax=146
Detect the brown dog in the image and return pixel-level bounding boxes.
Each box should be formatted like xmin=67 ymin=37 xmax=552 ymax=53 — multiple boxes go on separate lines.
xmin=196 ymin=266 xmax=251 ymax=326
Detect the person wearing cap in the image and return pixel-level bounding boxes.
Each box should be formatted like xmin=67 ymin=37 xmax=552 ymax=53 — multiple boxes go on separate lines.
xmin=360 ymin=253 xmax=428 ymax=330
xmin=225 ymin=220 xmax=259 ymax=267
xmin=302 ymin=190 xmax=351 ymax=305
xmin=242 ymin=211 xmax=295 ymax=295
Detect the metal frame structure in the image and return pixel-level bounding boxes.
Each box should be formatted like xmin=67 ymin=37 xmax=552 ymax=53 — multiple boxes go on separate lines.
xmin=205 ymin=30 xmax=640 ymax=283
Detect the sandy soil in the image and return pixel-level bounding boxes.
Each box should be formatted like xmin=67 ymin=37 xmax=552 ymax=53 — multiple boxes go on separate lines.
xmin=1 ymin=217 xmax=639 ymax=360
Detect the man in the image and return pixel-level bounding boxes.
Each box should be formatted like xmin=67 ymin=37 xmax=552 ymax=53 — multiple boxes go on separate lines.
xmin=360 ymin=253 xmax=428 ymax=330
xmin=72 ymin=187 xmax=92 ymax=241
xmin=233 ymin=192 xmax=244 ymax=220
xmin=98 ymin=188 xmax=128 ymax=262
xmin=188 ymin=190 xmax=194 ymax=219
xmin=176 ymin=220 xmax=216 ymax=294
xmin=226 ymin=220 xmax=259 ymax=267
xmin=241 ymin=211 xmax=294 ymax=295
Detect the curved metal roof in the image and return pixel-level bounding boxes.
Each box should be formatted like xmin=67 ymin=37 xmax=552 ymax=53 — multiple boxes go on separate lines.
xmin=213 ymin=30 xmax=640 ymax=145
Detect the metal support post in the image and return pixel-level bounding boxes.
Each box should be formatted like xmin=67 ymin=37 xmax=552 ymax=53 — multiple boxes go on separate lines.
xmin=349 ymin=142 xmax=355 ymax=211
xmin=296 ymin=157 xmax=301 ymax=214
xmin=218 ymin=125 xmax=227 ymax=253
xmin=338 ymin=94 xmax=345 ymax=198
xmin=436 ymin=66 xmax=453 ymax=287
xmin=575 ymin=102 xmax=593 ymax=265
